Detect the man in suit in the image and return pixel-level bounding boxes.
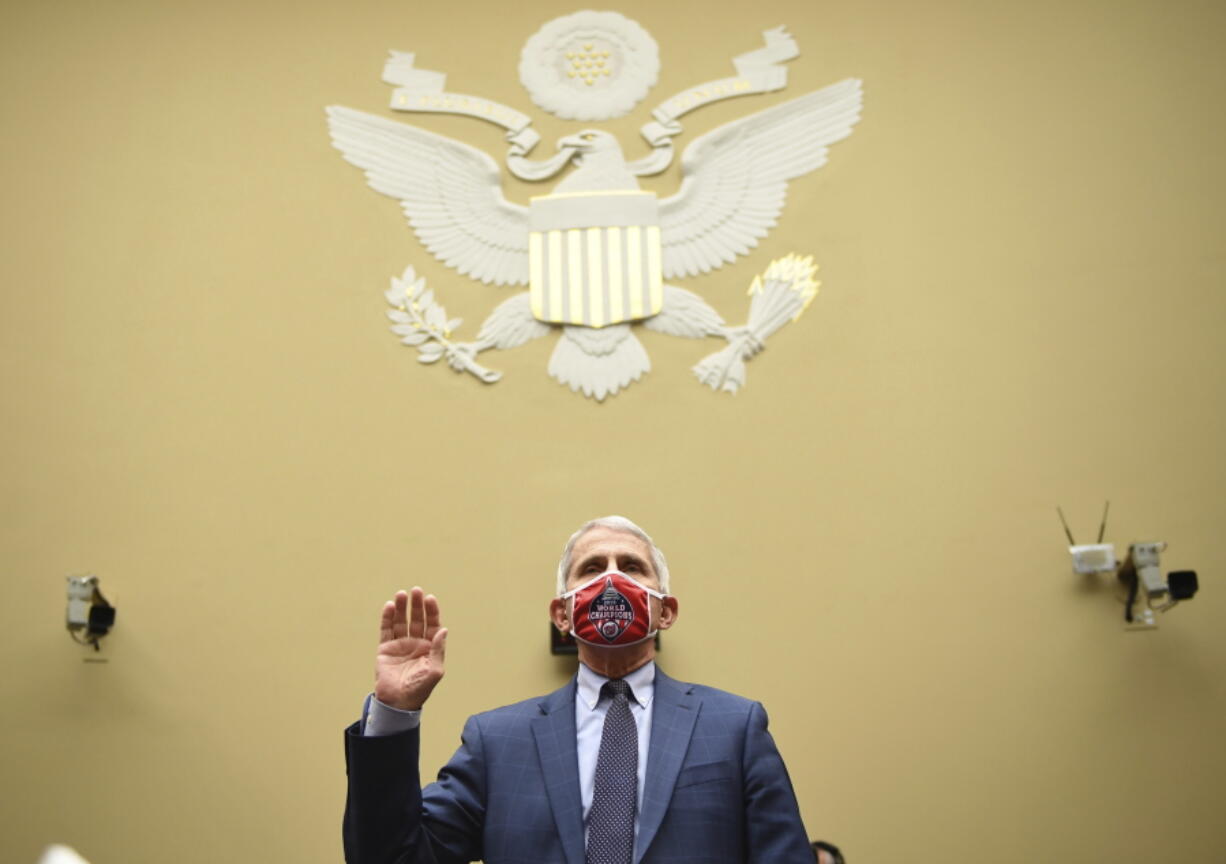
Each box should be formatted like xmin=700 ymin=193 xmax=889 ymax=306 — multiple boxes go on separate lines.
xmin=344 ymin=516 xmax=813 ymax=863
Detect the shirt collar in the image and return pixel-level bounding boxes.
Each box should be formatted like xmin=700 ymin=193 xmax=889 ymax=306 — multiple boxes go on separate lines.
xmin=577 ymin=659 xmax=655 ymax=711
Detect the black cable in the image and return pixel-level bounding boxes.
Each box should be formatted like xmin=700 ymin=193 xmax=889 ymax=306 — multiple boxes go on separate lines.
xmin=1124 ymin=569 xmax=1138 ymax=623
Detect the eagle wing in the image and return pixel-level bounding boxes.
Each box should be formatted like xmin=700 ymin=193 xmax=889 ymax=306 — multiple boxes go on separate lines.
xmin=327 ymin=106 xmax=530 ymax=286
xmin=641 ymin=285 xmax=726 ymax=338
xmin=474 ymin=292 xmax=552 ymax=349
xmin=658 ymin=78 xmax=862 ymax=280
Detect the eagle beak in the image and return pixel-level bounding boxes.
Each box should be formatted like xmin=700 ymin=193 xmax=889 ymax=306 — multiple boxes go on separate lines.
xmin=558 ymin=131 xmax=599 ymax=151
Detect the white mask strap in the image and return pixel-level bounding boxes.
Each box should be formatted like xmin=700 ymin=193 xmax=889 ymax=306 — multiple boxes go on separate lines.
xmin=561 ymin=570 xmax=669 ymax=601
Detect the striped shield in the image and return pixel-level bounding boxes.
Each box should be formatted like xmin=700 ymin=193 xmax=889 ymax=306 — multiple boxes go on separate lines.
xmin=528 ymin=191 xmax=663 ymax=328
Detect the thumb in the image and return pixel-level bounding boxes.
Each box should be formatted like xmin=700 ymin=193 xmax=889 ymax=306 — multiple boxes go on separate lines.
xmin=431 ymin=627 xmax=448 ymax=663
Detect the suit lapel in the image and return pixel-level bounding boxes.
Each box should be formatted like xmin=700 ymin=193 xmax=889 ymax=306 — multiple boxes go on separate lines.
xmin=532 ymin=677 xmax=586 ymax=864
xmin=635 ymin=669 xmax=700 ymax=864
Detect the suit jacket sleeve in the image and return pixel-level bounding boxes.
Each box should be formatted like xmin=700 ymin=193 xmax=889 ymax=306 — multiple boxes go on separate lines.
xmin=742 ymin=701 xmax=813 ymax=863
xmin=343 ymin=716 xmax=487 ymax=864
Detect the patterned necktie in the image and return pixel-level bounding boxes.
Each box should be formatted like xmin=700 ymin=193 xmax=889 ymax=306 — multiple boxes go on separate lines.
xmin=586 ymin=679 xmax=638 ymax=864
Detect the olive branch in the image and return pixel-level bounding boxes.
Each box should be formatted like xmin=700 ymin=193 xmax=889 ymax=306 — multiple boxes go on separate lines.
xmin=385 ymin=265 xmax=501 ymax=383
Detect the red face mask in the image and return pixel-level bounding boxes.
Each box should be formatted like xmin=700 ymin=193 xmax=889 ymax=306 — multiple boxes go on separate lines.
xmin=562 ymin=571 xmax=668 ymax=647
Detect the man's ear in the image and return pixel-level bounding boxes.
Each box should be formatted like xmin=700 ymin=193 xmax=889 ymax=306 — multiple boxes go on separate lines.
xmin=549 ymin=597 xmax=569 ymax=633
xmin=656 ymin=595 xmax=679 ymax=631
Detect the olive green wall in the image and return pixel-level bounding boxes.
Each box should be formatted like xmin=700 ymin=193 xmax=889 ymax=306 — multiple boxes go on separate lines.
xmin=3 ymin=0 xmax=1224 ymax=861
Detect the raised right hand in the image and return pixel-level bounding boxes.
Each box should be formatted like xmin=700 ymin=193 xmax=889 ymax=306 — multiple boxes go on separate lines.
xmin=374 ymin=587 xmax=448 ymax=711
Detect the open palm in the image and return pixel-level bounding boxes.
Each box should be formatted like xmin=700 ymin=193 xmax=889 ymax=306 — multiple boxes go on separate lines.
xmin=374 ymin=587 xmax=448 ymax=711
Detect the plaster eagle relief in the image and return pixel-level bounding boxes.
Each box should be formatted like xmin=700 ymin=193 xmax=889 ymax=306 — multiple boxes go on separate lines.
xmin=327 ymin=17 xmax=862 ymax=400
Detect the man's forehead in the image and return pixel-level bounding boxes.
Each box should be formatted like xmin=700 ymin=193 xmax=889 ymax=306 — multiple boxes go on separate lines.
xmin=570 ymin=527 xmax=652 ymax=565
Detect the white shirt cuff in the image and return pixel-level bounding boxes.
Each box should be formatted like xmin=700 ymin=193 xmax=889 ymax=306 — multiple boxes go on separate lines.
xmin=361 ymin=693 xmax=421 ymax=737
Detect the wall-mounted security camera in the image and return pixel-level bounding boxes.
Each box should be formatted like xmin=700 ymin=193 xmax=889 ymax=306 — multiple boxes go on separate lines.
xmin=66 ymin=575 xmax=115 ymax=650
xmin=1057 ymin=505 xmax=1201 ymax=630
xmin=1118 ymin=543 xmax=1199 ymax=629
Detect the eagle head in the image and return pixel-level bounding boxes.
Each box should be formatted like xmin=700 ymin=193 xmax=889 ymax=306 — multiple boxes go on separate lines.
xmin=557 ymin=129 xmax=623 ymax=158
xmin=551 ymin=130 xmax=636 ymax=193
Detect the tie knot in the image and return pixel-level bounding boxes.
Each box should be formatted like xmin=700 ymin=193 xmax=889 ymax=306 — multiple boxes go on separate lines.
xmin=603 ymin=679 xmax=633 ymax=703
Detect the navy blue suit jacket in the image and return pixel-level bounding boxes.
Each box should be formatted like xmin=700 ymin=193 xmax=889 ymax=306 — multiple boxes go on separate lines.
xmin=343 ymin=669 xmax=812 ymax=864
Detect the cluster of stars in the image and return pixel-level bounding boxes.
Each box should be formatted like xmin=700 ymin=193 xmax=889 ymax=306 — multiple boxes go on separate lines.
xmin=564 ymin=42 xmax=614 ymax=86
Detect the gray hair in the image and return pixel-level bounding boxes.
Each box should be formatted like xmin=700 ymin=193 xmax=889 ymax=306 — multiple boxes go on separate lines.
xmin=555 ymin=515 xmax=670 ymax=595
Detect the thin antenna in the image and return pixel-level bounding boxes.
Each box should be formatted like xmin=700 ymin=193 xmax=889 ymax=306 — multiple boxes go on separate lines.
xmin=1056 ymin=506 xmax=1076 ymax=546
xmin=1096 ymin=500 xmax=1110 ymax=544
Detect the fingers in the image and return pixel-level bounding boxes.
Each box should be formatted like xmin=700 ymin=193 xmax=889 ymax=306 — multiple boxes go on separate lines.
xmin=424 ymin=592 xmax=441 ymax=638
xmin=379 ymin=599 xmax=396 ymax=644
xmin=392 ymin=585 xmax=411 ymax=642
xmin=408 ymin=586 xmax=426 ymax=640
xmin=430 ymin=627 xmax=448 ymax=665
xmin=381 ymin=588 xmax=441 ymax=644
xmin=381 ymin=591 xmax=409 ymax=643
